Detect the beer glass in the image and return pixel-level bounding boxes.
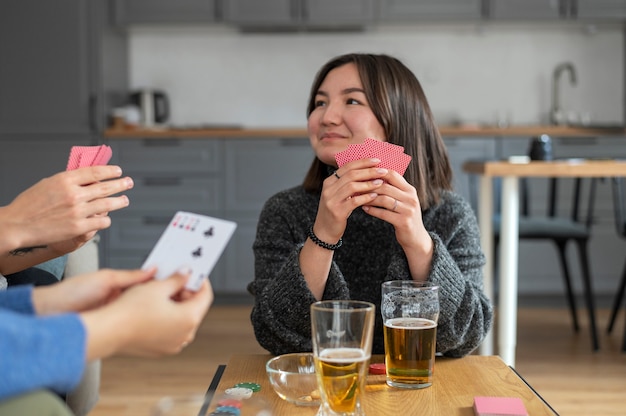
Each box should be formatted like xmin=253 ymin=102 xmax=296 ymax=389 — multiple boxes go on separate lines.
xmin=381 ymin=281 xmax=439 ymax=389
xmin=310 ymin=300 xmax=375 ymax=416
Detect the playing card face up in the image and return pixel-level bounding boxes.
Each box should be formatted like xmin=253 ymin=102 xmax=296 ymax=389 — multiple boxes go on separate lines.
xmin=141 ymin=211 xmax=237 ymax=291
xmin=334 ymin=138 xmax=411 ymax=175
xmin=66 ymin=145 xmax=112 ymax=171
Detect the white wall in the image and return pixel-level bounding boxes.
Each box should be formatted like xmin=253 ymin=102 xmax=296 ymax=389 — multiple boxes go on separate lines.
xmin=129 ymin=22 xmax=624 ymax=128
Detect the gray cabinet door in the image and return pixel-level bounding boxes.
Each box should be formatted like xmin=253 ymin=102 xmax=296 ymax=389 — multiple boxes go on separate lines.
xmin=305 ymin=0 xmax=377 ymax=25
xmin=488 ymin=0 xmax=564 ymax=20
xmin=576 ymin=0 xmax=626 ymax=19
xmin=220 ymin=138 xmax=313 ymax=294
xmin=0 ymin=0 xmax=127 ymax=135
xmin=114 ymin=0 xmax=220 ymax=24
xmin=444 ymin=137 xmax=496 ymax=212
xmin=222 ymin=0 xmax=297 ymax=26
xmin=223 ymin=0 xmax=376 ymax=28
xmin=379 ymin=0 xmax=484 ymax=21
xmin=0 ymin=1 xmax=91 ymax=134
xmin=224 ymin=138 xmax=313 ymax=212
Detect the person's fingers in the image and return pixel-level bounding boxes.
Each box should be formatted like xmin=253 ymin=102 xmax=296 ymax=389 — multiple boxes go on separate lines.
xmin=71 ymin=165 xmax=124 ymax=185
xmin=84 ymin=195 xmax=130 ymax=219
xmin=159 ymin=268 xmax=193 ymax=296
xmin=104 ymin=268 xmax=156 ymax=290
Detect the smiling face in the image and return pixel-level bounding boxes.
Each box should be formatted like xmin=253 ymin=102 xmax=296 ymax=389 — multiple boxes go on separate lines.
xmin=307 ymin=63 xmax=386 ymax=167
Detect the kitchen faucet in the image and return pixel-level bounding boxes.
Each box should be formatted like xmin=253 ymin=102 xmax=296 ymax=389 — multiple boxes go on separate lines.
xmin=550 ymin=62 xmax=577 ymax=125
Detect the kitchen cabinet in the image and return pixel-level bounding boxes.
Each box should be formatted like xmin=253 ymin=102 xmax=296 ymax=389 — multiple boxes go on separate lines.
xmin=575 ymin=0 xmax=626 ymax=19
xmin=444 ymin=137 xmax=497 ymax=212
xmin=220 ymin=138 xmax=313 ymax=293
xmin=378 ymin=0 xmax=484 ymax=21
xmin=487 ymin=0 xmax=565 ymax=20
xmin=0 ymin=0 xmax=127 ymax=136
xmin=222 ymin=0 xmax=377 ymax=29
xmin=113 ymin=0 xmax=221 ymax=24
xmin=102 ymin=137 xmax=314 ymax=295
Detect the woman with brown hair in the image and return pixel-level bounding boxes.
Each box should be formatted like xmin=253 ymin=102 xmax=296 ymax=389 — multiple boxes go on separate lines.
xmin=248 ymin=53 xmax=492 ymax=357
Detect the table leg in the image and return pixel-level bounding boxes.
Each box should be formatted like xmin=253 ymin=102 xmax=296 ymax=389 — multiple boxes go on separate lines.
xmin=499 ymin=176 xmax=519 ymax=367
xmin=478 ymin=175 xmax=494 ymax=356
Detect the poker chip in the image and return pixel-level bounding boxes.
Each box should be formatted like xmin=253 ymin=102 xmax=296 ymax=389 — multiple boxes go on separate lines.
xmin=224 ymin=387 xmax=253 ymax=399
xmin=234 ymin=382 xmax=261 ymax=392
xmin=217 ymin=398 xmax=242 ymax=408
xmin=214 ymin=406 xmax=241 ymax=415
xmin=369 ymin=363 xmax=386 ymax=375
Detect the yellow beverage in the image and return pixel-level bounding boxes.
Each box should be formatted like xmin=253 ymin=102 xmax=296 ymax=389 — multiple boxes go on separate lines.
xmin=383 ymin=317 xmax=437 ymax=388
xmin=314 ymin=347 xmax=370 ymax=414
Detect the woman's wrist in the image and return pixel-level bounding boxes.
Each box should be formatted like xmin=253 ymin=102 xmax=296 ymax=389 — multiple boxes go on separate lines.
xmin=308 ymin=225 xmax=342 ymax=250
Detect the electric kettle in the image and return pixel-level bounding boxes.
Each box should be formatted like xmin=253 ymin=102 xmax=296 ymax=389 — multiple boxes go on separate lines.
xmin=130 ymin=89 xmax=169 ymax=127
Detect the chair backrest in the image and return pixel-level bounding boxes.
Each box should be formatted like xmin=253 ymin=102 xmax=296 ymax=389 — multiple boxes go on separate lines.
xmin=513 ymin=175 xmax=599 ymax=229
xmin=520 ymin=177 xmax=603 ymax=228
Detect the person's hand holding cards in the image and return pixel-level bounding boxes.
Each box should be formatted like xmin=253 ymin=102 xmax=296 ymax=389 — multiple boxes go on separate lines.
xmin=333 ymin=137 xmax=419 ymax=220
xmin=335 ymin=138 xmax=411 ymax=175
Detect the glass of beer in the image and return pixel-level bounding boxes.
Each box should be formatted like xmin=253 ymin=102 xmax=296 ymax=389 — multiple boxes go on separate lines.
xmin=310 ymin=300 xmax=375 ymax=416
xmin=381 ymin=280 xmax=439 ymax=389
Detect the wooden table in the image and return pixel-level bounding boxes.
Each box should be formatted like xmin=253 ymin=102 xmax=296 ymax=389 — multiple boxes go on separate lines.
xmin=463 ymin=159 xmax=626 ymax=366
xmin=203 ymin=354 xmax=557 ymax=415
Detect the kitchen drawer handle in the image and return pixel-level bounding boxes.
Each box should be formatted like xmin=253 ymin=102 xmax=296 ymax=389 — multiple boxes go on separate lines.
xmin=143 ymin=177 xmax=182 ymax=186
xmin=141 ymin=138 xmax=181 ymax=147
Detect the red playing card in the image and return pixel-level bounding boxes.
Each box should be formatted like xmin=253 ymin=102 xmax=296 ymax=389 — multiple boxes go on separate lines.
xmin=78 ymin=147 xmax=100 ymax=168
xmin=362 ymin=138 xmax=404 ymax=155
xmin=335 ymin=142 xmax=369 ymax=167
xmin=473 ymin=396 xmax=528 ymax=416
xmin=66 ymin=147 xmax=83 ymax=170
xmin=377 ymin=152 xmax=412 ymax=175
xmin=66 ymin=145 xmax=112 ymax=171
xmin=92 ymin=144 xmax=112 ymax=166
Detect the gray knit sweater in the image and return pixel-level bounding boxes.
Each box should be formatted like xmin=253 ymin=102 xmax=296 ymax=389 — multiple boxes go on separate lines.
xmin=248 ymin=185 xmax=493 ymax=358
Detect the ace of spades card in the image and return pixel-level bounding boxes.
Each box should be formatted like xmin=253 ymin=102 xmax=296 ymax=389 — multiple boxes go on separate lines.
xmin=141 ymin=211 xmax=237 ymax=291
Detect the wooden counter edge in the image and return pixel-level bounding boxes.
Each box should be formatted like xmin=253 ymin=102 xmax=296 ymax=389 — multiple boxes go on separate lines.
xmin=104 ymin=125 xmax=626 ymax=139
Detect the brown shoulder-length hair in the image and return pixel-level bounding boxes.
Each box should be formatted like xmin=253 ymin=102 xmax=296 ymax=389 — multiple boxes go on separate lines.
xmin=302 ymin=53 xmax=452 ymax=210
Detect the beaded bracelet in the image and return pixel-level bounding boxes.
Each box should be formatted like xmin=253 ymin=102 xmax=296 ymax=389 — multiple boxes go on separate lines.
xmin=307 ymin=225 xmax=343 ymax=250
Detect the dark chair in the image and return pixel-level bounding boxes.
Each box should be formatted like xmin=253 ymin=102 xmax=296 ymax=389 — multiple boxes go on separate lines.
xmin=607 ymin=177 xmax=626 ymax=351
xmin=493 ymin=175 xmax=601 ymax=351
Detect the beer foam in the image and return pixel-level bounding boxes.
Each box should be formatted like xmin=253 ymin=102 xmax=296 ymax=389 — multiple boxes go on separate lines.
xmin=385 ymin=317 xmax=437 ymax=330
xmin=319 ymin=347 xmax=369 ymax=363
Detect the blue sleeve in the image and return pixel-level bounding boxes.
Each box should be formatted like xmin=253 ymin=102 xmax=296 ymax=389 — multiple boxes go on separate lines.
xmin=0 ymin=285 xmax=36 ymax=314
xmin=0 ymin=309 xmax=87 ymax=400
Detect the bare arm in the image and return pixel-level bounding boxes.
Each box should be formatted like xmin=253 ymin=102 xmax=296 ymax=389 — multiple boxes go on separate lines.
xmin=0 ymin=165 xmax=133 ymax=274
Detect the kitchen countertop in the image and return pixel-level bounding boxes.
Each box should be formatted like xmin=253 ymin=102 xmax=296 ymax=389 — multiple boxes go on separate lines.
xmin=103 ymin=124 xmax=626 ymax=139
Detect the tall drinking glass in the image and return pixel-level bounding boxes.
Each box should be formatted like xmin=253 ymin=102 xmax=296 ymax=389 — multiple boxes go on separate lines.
xmin=310 ymin=300 xmax=375 ymax=416
xmin=381 ymin=280 xmax=439 ymax=389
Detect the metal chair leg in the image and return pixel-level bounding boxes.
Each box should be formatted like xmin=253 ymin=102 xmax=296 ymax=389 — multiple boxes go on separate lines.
xmin=576 ymin=240 xmax=600 ymax=351
xmin=555 ymin=241 xmax=580 ymax=332
xmin=607 ymin=261 xmax=626 ymax=333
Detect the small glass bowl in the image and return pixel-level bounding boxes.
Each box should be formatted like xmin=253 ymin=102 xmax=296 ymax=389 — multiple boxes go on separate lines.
xmin=265 ymin=353 xmax=321 ymax=406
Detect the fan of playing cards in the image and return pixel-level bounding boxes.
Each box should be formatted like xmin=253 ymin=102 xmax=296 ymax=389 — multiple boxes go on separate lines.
xmin=334 ymin=138 xmax=412 ymax=175
xmin=66 ymin=145 xmax=113 ymax=171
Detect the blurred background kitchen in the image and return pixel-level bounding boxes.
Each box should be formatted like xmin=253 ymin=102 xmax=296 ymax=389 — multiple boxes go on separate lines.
xmin=1 ymin=0 xmax=625 ymax=302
